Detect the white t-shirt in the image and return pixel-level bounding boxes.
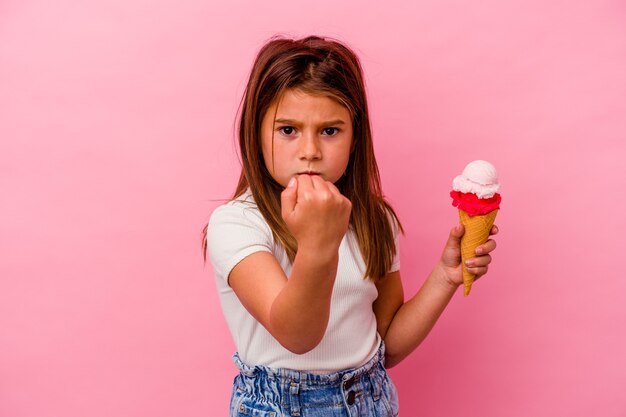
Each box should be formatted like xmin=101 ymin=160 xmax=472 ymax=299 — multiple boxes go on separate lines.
xmin=207 ymin=189 xmax=400 ymax=374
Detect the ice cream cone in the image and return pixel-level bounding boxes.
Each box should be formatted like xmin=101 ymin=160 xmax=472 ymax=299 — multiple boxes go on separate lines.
xmin=458 ymin=209 xmax=498 ymax=296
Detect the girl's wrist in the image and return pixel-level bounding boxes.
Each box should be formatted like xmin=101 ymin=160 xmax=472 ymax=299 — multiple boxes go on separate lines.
xmin=295 ymin=243 xmax=340 ymax=266
xmin=296 ymin=240 xmax=341 ymax=261
xmin=432 ymin=262 xmax=461 ymax=293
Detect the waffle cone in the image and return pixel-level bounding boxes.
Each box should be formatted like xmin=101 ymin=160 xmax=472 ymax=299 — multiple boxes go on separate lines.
xmin=458 ymin=209 xmax=498 ymax=296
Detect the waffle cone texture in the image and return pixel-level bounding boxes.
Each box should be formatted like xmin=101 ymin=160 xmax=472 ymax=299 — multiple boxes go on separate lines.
xmin=458 ymin=209 xmax=498 ymax=296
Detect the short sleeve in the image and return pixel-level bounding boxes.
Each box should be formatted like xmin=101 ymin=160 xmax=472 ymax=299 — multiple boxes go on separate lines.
xmin=207 ymin=202 xmax=273 ymax=286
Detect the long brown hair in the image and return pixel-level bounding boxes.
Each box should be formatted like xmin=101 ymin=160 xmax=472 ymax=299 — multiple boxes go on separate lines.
xmin=202 ymin=35 xmax=402 ymax=280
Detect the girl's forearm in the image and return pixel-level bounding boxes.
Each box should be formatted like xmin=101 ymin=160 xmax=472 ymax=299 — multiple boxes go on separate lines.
xmin=383 ymin=263 xmax=459 ymax=368
xmin=269 ymin=247 xmax=338 ymax=354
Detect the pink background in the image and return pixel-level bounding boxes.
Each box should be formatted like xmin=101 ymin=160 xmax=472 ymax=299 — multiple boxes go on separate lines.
xmin=1 ymin=0 xmax=625 ymax=416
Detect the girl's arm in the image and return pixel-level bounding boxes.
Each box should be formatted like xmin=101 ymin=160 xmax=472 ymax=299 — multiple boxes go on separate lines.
xmin=374 ymin=223 xmax=498 ymax=368
xmin=229 ymin=175 xmax=352 ymax=354
xmin=229 ymin=249 xmax=338 ymax=354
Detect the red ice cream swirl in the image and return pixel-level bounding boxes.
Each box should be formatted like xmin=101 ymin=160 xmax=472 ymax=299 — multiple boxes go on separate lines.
xmin=450 ymin=191 xmax=501 ymax=216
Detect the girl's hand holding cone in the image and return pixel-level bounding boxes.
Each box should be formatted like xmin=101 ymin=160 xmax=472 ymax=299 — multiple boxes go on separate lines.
xmin=437 ymin=223 xmax=499 ymax=291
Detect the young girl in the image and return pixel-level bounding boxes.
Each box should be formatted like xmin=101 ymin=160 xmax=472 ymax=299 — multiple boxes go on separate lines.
xmin=203 ymin=35 xmax=498 ymax=417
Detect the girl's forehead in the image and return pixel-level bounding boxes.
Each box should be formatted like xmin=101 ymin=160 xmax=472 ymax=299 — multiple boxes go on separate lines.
xmin=269 ymin=89 xmax=350 ymax=119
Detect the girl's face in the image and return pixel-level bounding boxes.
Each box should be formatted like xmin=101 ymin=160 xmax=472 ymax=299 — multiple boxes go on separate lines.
xmin=260 ymin=89 xmax=353 ymax=188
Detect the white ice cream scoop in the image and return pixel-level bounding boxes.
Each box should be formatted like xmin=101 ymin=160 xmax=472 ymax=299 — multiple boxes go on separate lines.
xmin=452 ymin=160 xmax=500 ymax=199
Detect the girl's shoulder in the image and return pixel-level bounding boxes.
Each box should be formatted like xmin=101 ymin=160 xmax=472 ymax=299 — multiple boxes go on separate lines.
xmin=206 ymin=189 xmax=275 ymax=274
xmin=212 ymin=188 xmax=256 ymax=212
xmin=208 ymin=188 xmax=267 ymax=232
xmin=227 ymin=188 xmax=256 ymax=206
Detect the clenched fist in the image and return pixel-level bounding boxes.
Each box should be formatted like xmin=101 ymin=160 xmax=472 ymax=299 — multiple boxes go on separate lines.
xmin=281 ymin=175 xmax=352 ymax=254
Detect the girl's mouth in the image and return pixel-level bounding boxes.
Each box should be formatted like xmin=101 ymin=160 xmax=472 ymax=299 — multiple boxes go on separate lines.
xmin=298 ymin=171 xmax=321 ymax=176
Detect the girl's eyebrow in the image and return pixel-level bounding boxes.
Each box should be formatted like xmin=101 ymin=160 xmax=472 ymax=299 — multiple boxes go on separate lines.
xmin=274 ymin=118 xmax=346 ymax=125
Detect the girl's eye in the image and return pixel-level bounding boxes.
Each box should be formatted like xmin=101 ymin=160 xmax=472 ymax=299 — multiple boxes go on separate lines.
xmin=278 ymin=126 xmax=295 ymax=136
xmin=322 ymin=127 xmax=339 ymax=136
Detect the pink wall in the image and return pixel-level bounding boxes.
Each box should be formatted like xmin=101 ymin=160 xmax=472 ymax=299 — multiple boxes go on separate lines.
xmin=1 ymin=0 xmax=625 ymax=416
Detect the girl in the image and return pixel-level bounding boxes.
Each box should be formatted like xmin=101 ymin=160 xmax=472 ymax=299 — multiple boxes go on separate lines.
xmin=203 ymin=35 xmax=498 ymax=417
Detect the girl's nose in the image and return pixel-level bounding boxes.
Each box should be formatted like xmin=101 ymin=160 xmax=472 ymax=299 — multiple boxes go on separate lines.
xmin=299 ymin=134 xmax=322 ymax=160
